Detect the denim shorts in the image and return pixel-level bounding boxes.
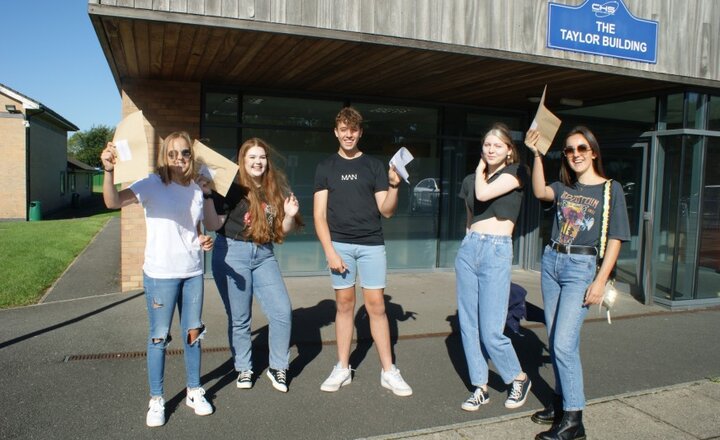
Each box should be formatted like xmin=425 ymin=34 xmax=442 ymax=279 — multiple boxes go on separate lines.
xmin=330 ymin=241 xmax=387 ymax=290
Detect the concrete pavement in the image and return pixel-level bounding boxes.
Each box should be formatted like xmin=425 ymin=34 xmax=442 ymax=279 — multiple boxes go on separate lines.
xmin=1 ymin=219 xmax=719 ymax=439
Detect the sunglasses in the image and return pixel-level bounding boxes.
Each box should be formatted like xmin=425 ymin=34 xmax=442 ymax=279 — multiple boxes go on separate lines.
xmin=563 ymin=144 xmax=591 ymax=157
xmin=168 ymin=149 xmax=192 ymax=160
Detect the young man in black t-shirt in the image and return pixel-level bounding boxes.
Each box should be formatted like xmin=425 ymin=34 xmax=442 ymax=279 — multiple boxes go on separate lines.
xmin=313 ymin=107 xmax=412 ymax=396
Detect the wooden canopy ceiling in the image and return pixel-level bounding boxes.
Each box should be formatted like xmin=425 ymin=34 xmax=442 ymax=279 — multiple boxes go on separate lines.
xmin=93 ymin=15 xmax=680 ymax=111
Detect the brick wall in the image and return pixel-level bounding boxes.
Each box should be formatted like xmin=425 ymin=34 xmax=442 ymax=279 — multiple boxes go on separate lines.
xmin=0 ymin=115 xmax=27 ymax=220
xmin=120 ymin=79 xmax=201 ymax=291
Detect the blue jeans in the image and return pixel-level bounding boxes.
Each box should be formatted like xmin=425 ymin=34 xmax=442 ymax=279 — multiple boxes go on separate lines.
xmin=143 ymin=273 xmax=205 ymax=397
xmin=455 ymin=233 xmax=522 ymax=386
xmin=541 ymin=245 xmax=596 ymax=410
xmin=212 ymin=235 xmax=292 ymax=372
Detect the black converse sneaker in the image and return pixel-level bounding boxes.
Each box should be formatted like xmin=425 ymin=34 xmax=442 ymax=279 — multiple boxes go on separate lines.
xmin=505 ymin=375 xmax=531 ymax=409
xmin=461 ymin=387 xmax=490 ymax=411
xmin=236 ymin=370 xmax=253 ymax=389
xmin=266 ymin=368 xmax=288 ymax=393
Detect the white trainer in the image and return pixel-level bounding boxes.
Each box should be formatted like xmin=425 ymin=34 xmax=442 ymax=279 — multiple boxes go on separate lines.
xmin=186 ymin=387 xmax=213 ymax=416
xmin=146 ymin=396 xmax=165 ymax=427
xmin=381 ymin=365 xmax=413 ymax=397
xmin=320 ymin=362 xmax=352 ymax=392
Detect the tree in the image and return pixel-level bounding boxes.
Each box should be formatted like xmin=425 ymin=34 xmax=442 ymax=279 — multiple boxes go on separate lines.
xmin=68 ymin=125 xmax=115 ymax=168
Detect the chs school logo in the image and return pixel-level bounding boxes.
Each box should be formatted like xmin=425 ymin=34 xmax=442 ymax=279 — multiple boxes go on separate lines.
xmin=341 ymin=174 xmax=358 ymax=181
xmin=592 ymin=1 xmax=618 ymax=17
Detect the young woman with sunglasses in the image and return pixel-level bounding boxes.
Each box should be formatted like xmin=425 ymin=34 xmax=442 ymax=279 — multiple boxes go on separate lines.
xmin=200 ymin=137 xmax=303 ymax=394
xmin=525 ymin=127 xmax=629 ymax=440
xmin=101 ymin=132 xmax=215 ymax=428
xmin=455 ymin=123 xmax=532 ymax=413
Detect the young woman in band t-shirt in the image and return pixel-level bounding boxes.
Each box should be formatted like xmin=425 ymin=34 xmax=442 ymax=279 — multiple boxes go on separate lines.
xmin=525 ymin=126 xmax=629 ymax=440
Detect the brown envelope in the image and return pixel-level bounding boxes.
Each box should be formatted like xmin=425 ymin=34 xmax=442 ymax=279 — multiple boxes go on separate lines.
xmin=193 ymin=140 xmax=239 ymax=197
xmin=111 ymin=111 xmax=150 ymax=184
xmin=530 ymin=85 xmax=562 ymax=155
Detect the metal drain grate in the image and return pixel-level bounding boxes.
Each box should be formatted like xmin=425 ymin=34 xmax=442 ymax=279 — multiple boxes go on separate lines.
xmin=64 ymin=346 xmax=230 ymax=362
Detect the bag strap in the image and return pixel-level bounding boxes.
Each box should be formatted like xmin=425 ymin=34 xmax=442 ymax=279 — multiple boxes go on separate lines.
xmin=598 ymin=179 xmax=612 ymax=259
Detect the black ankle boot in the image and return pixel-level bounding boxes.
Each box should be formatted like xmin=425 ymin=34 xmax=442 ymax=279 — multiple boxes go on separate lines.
xmin=531 ymin=394 xmax=563 ymax=425
xmin=535 ymin=410 xmax=586 ymax=440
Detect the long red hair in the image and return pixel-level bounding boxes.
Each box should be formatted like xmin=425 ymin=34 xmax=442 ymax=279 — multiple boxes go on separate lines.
xmin=236 ymin=138 xmax=302 ymax=244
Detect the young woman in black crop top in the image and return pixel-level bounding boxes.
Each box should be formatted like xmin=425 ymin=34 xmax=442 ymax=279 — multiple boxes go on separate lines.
xmin=455 ymin=123 xmax=532 ymax=412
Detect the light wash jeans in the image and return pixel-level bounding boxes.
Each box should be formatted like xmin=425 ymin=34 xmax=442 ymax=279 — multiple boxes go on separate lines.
xmin=541 ymin=245 xmax=596 ymax=411
xmin=455 ymin=232 xmax=522 ymax=386
xmin=143 ymin=273 xmax=205 ymax=397
xmin=212 ymin=235 xmax=292 ymax=372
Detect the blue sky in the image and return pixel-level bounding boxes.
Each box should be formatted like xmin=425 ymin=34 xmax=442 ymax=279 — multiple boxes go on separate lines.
xmin=0 ymin=0 xmax=120 ymax=132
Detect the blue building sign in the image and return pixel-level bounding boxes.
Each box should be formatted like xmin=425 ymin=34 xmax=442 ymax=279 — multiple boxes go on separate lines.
xmin=547 ymin=0 xmax=658 ymax=63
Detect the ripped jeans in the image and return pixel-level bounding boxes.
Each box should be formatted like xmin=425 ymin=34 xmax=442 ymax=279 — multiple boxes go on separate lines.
xmin=144 ymin=273 xmax=205 ymax=397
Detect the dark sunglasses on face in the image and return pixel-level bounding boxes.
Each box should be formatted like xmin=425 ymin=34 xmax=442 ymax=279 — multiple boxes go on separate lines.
xmin=563 ymin=144 xmax=591 ymax=157
xmin=168 ymin=149 xmax=192 ymax=160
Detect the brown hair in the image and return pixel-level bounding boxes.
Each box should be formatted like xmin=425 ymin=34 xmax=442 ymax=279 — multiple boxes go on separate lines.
xmin=236 ymin=138 xmax=304 ymax=244
xmin=335 ymin=106 xmax=363 ymax=130
xmin=560 ymin=126 xmax=607 ymax=186
xmin=481 ymin=123 xmax=521 ymax=178
xmin=156 ymin=131 xmax=196 ymax=185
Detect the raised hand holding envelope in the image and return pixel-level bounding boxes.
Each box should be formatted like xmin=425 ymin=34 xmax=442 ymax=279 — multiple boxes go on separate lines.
xmin=192 ymin=140 xmax=239 ymax=197
xmin=529 ymin=85 xmax=562 ymax=155
xmin=389 ymin=147 xmax=414 ymax=183
xmin=112 ymin=111 xmax=150 ymax=184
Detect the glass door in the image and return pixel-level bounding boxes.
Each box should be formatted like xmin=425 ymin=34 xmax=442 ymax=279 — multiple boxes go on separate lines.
xmin=602 ymin=141 xmax=648 ymax=297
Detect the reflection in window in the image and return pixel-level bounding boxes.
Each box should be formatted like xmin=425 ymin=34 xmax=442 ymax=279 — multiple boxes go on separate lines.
xmin=709 ymin=95 xmax=720 ymax=131
xmin=242 ymin=96 xmax=341 ymax=129
xmin=697 ymin=137 xmax=720 ymax=300
xmin=60 ymin=171 xmax=66 ymax=195
xmin=665 ymin=93 xmax=684 ymax=130
xmin=205 ymin=92 xmax=238 ymax=123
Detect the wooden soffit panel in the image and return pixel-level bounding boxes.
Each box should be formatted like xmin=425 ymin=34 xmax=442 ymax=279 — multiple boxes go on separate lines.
xmin=94 ymin=16 xmax=682 ymax=110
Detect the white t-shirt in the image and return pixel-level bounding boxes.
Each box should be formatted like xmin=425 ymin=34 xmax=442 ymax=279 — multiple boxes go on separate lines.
xmin=130 ymin=174 xmax=204 ymax=279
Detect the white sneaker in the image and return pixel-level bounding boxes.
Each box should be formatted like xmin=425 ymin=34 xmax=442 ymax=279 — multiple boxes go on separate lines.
xmin=186 ymin=387 xmax=213 ymax=416
xmin=320 ymin=362 xmax=352 ymax=392
xmin=381 ymin=365 xmax=413 ymax=397
xmin=146 ymin=396 xmax=165 ymax=427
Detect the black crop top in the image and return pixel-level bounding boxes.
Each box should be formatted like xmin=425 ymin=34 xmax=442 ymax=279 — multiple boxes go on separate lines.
xmin=458 ymin=163 xmax=527 ymax=224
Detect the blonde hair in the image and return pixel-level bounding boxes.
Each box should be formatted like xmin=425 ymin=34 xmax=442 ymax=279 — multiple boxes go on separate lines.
xmin=156 ymin=131 xmax=196 ymax=185
xmin=482 ymin=123 xmax=520 ymax=178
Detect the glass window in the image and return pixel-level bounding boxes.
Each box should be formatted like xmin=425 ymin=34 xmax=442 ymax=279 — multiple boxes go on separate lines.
xmin=559 ymin=97 xmax=657 ymax=133
xmin=242 ymin=95 xmax=340 ymax=129
xmin=204 ymin=92 xmax=239 ymax=124
xmin=685 ymin=92 xmax=703 ymax=129
xmin=201 ymin=126 xmax=239 ymax=160
xmin=351 ymin=102 xmax=440 ymax=269
xmin=69 ymin=174 xmax=76 ymax=192
xmin=709 ymin=95 xmax=720 ymax=131
xmin=60 ymin=171 xmax=66 ymax=195
xmin=653 ymin=135 xmax=703 ymax=302
xmin=696 ymin=137 xmax=720 ymax=299
xmin=665 ymin=93 xmax=684 ymax=130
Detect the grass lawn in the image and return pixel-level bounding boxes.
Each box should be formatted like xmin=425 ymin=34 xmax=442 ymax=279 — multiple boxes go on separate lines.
xmin=0 ymin=211 xmax=119 ymax=308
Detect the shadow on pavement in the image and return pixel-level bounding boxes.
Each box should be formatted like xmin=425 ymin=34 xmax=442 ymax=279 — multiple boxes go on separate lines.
xmin=0 ymin=291 xmax=143 ymax=350
xmin=350 ymin=295 xmax=417 ymax=369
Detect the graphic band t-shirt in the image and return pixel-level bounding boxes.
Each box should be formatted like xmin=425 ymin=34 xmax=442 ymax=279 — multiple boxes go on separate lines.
xmin=210 ymin=182 xmax=276 ymax=242
xmin=314 ymin=153 xmax=389 ymax=245
xmin=549 ymin=180 xmax=630 ymax=247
